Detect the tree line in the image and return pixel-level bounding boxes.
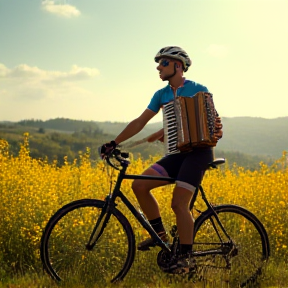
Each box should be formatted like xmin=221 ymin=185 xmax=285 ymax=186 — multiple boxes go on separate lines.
xmin=0 ymin=119 xmax=277 ymax=169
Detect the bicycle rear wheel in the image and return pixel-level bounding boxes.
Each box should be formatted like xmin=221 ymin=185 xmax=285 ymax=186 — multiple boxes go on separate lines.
xmin=40 ymin=199 xmax=135 ymax=285
xmin=193 ymin=204 xmax=270 ymax=287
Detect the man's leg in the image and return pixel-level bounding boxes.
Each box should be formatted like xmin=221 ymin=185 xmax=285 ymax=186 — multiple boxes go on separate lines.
xmin=171 ymin=184 xmax=195 ymax=250
xmin=132 ymin=166 xmax=170 ymax=220
xmin=167 ymin=184 xmax=196 ymax=273
xmin=132 ymin=166 xmax=170 ymax=250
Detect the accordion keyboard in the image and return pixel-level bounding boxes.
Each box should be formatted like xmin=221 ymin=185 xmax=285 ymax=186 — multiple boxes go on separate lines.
xmin=163 ymin=101 xmax=179 ymax=155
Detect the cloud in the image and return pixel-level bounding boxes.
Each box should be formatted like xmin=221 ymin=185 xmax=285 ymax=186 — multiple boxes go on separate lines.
xmin=0 ymin=63 xmax=99 ymax=101
xmin=0 ymin=63 xmax=99 ymax=81
xmin=41 ymin=0 xmax=81 ymax=18
xmin=205 ymin=44 xmax=229 ymax=58
xmin=0 ymin=63 xmax=9 ymax=77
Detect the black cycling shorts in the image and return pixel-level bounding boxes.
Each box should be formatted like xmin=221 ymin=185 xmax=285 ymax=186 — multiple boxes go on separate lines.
xmin=153 ymin=147 xmax=214 ymax=188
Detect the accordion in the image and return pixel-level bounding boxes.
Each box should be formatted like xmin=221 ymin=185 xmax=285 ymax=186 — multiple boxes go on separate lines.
xmin=174 ymin=91 xmax=218 ymax=152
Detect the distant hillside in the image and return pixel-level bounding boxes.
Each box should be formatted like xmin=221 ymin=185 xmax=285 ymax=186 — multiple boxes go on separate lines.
xmin=1 ymin=116 xmax=287 ymax=169
xmin=83 ymin=117 xmax=288 ymax=159
xmin=15 ymin=119 xmax=160 ymax=145
xmin=215 ymin=117 xmax=288 ymax=159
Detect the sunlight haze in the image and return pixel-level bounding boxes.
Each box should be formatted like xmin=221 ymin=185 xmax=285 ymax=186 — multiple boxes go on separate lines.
xmin=0 ymin=0 xmax=287 ymax=123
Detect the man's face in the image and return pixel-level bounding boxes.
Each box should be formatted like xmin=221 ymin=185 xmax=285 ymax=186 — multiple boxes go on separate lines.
xmin=156 ymin=58 xmax=182 ymax=81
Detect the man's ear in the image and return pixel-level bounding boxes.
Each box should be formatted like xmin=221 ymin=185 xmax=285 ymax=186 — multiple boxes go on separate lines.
xmin=175 ymin=61 xmax=183 ymax=70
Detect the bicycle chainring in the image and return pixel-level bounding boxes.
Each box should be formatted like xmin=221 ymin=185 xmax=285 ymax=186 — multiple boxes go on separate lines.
xmin=157 ymin=250 xmax=173 ymax=271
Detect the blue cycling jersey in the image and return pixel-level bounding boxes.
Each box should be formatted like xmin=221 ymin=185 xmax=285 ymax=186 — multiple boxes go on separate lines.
xmin=147 ymin=79 xmax=210 ymax=155
xmin=147 ymin=79 xmax=209 ymax=113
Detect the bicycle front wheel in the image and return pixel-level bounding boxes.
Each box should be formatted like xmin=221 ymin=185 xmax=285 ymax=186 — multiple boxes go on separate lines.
xmin=193 ymin=204 xmax=269 ymax=287
xmin=40 ymin=199 xmax=135 ymax=285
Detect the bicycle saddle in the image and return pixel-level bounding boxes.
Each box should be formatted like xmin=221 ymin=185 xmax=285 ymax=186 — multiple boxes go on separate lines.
xmin=208 ymin=158 xmax=226 ymax=169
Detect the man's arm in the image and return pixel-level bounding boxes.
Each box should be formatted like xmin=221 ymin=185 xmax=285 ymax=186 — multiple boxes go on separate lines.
xmin=114 ymin=109 xmax=157 ymax=144
xmin=147 ymin=128 xmax=164 ymax=143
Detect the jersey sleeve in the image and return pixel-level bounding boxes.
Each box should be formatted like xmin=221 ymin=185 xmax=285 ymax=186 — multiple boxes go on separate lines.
xmin=196 ymin=83 xmax=209 ymax=93
xmin=147 ymin=90 xmax=162 ymax=113
xmin=202 ymin=85 xmax=209 ymax=92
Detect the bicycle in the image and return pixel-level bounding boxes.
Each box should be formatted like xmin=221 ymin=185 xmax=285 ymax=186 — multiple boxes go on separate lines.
xmin=40 ymin=148 xmax=270 ymax=287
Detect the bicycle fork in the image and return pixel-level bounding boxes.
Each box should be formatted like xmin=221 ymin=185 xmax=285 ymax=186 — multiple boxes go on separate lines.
xmin=86 ymin=196 xmax=112 ymax=250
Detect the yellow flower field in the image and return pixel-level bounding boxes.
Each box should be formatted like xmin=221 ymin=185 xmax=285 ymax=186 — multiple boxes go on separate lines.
xmin=0 ymin=134 xmax=287 ymax=286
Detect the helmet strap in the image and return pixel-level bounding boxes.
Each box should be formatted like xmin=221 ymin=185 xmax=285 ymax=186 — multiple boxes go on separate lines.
xmin=165 ymin=63 xmax=177 ymax=80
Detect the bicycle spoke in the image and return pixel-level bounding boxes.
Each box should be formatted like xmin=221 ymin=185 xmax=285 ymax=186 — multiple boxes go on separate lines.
xmin=41 ymin=200 xmax=135 ymax=285
xmin=193 ymin=205 xmax=269 ymax=287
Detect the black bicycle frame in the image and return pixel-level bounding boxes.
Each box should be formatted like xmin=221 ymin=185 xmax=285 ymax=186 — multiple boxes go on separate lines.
xmin=87 ymin=158 xmax=232 ymax=256
xmin=86 ymin=160 xmax=175 ymax=252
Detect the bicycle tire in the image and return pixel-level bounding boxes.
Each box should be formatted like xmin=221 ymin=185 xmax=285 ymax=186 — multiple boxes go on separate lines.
xmin=193 ymin=204 xmax=270 ymax=287
xmin=40 ymin=199 xmax=135 ymax=285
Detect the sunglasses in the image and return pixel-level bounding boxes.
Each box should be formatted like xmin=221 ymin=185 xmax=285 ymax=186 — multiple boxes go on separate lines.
xmin=158 ymin=58 xmax=171 ymax=67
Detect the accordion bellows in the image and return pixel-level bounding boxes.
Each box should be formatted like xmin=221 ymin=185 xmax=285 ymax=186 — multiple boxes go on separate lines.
xmin=174 ymin=91 xmax=218 ymax=151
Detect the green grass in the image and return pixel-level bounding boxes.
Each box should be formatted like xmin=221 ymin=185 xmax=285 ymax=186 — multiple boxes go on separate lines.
xmin=0 ymin=259 xmax=288 ymax=288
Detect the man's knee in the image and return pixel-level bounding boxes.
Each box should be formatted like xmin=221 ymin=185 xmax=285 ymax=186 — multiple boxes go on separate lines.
xmin=132 ymin=167 xmax=165 ymax=195
xmin=132 ymin=180 xmax=148 ymax=195
xmin=171 ymin=199 xmax=187 ymax=214
xmin=131 ymin=180 xmax=139 ymax=194
xmin=171 ymin=184 xmax=195 ymax=214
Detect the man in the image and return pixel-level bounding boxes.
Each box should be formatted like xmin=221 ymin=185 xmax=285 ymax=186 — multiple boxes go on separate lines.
xmin=101 ymin=46 xmax=223 ymax=273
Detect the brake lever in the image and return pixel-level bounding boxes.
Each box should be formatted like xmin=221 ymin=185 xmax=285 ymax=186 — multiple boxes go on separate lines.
xmin=106 ymin=156 xmax=121 ymax=170
xmin=121 ymin=152 xmax=129 ymax=158
xmin=98 ymin=146 xmax=129 ymax=169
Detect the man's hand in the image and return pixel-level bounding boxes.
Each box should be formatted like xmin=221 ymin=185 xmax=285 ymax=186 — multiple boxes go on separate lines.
xmin=99 ymin=140 xmax=117 ymax=159
xmin=214 ymin=117 xmax=223 ymax=140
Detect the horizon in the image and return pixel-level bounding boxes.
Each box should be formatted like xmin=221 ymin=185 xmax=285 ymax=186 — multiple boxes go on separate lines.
xmin=1 ymin=115 xmax=288 ymax=125
xmin=0 ymin=0 xmax=288 ymax=123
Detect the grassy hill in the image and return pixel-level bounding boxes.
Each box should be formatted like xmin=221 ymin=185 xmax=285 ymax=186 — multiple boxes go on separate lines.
xmin=215 ymin=117 xmax=288 ymax=159
xmin=73 ymin=116 xmax=288 ymax=159
xmin=1 ymin=116 xmax=287 ymax=169
xmin=54 ymin=116 xmax=287 ymax=159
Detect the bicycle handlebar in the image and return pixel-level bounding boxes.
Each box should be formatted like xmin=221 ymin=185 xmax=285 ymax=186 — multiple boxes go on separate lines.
xmin=99 ymin=147 xmax=130 ymax=170
xmin=100 ymin=147 xmax=226 ymax=171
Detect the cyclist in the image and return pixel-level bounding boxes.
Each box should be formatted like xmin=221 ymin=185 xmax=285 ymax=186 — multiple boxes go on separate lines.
xmin=101 ymin=46 xmax=223 ymax=274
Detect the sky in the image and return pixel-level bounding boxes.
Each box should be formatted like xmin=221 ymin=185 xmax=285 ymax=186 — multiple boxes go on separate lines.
xmin=0 ymin=0 xmax=287 ymax=124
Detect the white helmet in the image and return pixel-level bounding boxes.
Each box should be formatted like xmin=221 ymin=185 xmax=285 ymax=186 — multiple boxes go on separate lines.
xmin=154 ymin=46 xmax=192 ymax=72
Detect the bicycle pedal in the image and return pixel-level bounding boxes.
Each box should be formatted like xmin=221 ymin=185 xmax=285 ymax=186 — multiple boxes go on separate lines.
xmin=137 ymin=243 xmax=156 ymax=251
xmin=137 ymin=246 xmax=151 ymax=251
